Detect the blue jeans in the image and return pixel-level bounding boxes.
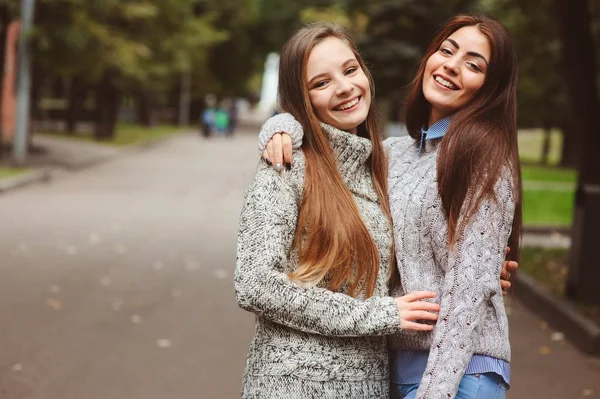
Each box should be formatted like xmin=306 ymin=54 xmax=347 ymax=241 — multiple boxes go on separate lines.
xmin=391 ymin=373 xmax=508 ymax=399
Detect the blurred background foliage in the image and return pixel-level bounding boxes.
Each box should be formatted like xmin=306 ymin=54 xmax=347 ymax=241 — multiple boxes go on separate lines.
xmin=1 ymin=0 xmax=598 ymax=150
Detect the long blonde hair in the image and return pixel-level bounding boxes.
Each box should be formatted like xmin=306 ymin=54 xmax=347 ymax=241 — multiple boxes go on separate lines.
xmin=278 ymin=23 xmax=395 ymax=297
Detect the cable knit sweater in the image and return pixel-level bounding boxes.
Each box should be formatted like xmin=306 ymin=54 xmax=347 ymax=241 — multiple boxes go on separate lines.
xmin=258 ymin=114 xmax=516 ymax=399
xmin=235 ymin=123 xmax=404 ymax=399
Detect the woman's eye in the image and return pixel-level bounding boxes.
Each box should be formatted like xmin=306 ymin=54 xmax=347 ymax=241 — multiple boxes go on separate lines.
xmin=314 ymin=80 xmax=327 ymax=88
xmin=467 ymin=62 xmax=481 ymax=72
xmin=345 ymin=67 xmax=357 ymax=75
xmin=440 ymin=48 xmax=452 ymax=55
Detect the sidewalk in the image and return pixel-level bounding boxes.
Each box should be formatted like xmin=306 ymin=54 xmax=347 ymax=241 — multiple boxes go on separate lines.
xmin=0 ymin=129 xmax=597 ymax=397
xmin=29 ymin=134 xmax=122 ymax=170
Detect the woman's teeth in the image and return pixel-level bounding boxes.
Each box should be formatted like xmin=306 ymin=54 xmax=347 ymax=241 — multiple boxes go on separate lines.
xmin=435 ymin=76 xmax=458 ymax=89
xmin=336 ymin=97 xmax=359 ymax=110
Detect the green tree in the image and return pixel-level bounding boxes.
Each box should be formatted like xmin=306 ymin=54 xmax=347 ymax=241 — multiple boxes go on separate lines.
xmin=31 ymin=0 xmax=226 ymax=139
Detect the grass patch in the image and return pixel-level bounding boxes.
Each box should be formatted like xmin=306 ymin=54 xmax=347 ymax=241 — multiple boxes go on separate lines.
xmin=0 ymin=167 xmax=29 ymax=181
xmin=523 ymin=189 xmax=574 ymax=226
xmin=520 ymin=247 xmax=569 ymax=296
xmin=520 ymin=247 xmax=600 ymax=326
xmin=518 ymin=128 xmax=563 ymax=166
xmin=39 ymin=123 xmax=186 ymax=147
xmin=520 ymin=165 xmax=576 ymax=227
xmin=521 ymin=165 xmax=577 ymax=183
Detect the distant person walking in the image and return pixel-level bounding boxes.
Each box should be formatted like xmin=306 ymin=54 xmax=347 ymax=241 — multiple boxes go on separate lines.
xmin=227 ymin=99 xmax=239 ymax=136
xmin=201 ymin=94 xmax=217 ymax=138
xmin=214 ymin=102 xmax=230 ymax=136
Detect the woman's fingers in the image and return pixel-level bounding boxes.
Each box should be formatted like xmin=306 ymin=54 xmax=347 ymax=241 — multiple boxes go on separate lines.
xmin=394 ymin=293 xmax=440 ymax=329
xmin=263 ymin=150 xmax=270 ymax=164
xmin=271 ymin=134 xmax=283 ymax=171
xmin=405 ymin=310 xmax=439 ymax=321
xmin=507 ymin=260 xmax=518 ymax=273
xmin=501 ymin=262 xmax=510 ymax=280
xmin=401 ymin=321 xmax=434 ymax=331
xmin=400 ymin=291 xmax=437 ymax=302
xmin=282 ymin=134 xmax=293 ymax=166
xmin=408 ymin=301 xmax=441 ymax=312
xmin=266 ymin=140 xmax=275 ymax=164
xmin=501 ymin=280 xmax=511 ymax=295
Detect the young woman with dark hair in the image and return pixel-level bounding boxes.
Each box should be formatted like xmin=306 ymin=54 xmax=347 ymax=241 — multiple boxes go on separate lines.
xmin=258 ymin=14 xmax=521 ymax=399
xmin=235 ymin=23 xmax=441 ymax=399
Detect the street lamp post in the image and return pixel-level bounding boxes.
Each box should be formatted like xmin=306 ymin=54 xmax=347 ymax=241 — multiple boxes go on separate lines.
xmin=13 ymin=0 xmax=36 ymax=166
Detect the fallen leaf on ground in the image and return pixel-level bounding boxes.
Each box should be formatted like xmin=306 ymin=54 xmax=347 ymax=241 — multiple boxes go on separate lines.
xmin=157 ymin=339 xmax=172 ymax=348
xmin=213 ymin=269 xmax=228 ymax=279
xmin=172 ymin=289 xmax=183 ymax=299
xmin=100 ymin=277 xmax=112 ymax=286
xmin=582 ymin=389 xmax=594 ymax=396
xmin=538 ymin=345 xmax=552 ymax=355
xmin=10 ymin=363 xmax=22 ymax=372
xmin=184 ymin=258 xmax=200 ymax=271
xmin=46 ymin=298 xmax=62 ymax=310
xmin=111 ymin=298 xmax=123 ymax=311
xmin=89 ymin=234 xmax=102 ymax=244
xmin=114 ymin=244 xmax=128 ymax=255
xmin=49 ymin=285 xmax=61 ymax=294
xmin=130 ymin=314 xmax=143 ymax=324
xmin=153 ymin=260 xmax=164 ymax=270
xmin=551 ymin=332 xmax=565 ymax=342
xmin=539 ymin=322 xmax=549 ymax=330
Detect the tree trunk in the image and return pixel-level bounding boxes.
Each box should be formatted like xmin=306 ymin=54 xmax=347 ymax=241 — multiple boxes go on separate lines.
xmin=541 ymin=122 xmax=552 ymax=166
xmin=66 ymin=76 xmax=84 ymax=134
xmin=556 ymin=0 xmax=600 ymax=304
xmin=94 ymin=71 xmax=120 ymax=141
xmin=28 ymin=59 xmax=43 ymax=144
xmin=136 ymin=90 xmax=154 ymax=127
xmin=559 ymin=120 xmax=579 ymax=168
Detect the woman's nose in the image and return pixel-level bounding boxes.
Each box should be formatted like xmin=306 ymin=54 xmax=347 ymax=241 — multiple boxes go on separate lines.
xmin=443 ymin=58 xmax=460 ymax=75
xmin=335 ymin=79 xmax=354 ymax=96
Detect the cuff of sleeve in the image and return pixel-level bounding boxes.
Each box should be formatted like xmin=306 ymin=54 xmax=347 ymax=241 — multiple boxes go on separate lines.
xmin=370 ymin=296 xmax=403 ymax=334
xmin=258 ymin=113 xmax=304 ymax=152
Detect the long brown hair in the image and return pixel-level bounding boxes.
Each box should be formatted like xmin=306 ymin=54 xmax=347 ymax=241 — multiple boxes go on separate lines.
xmin=404 ymin=14 xmax=522 ymax=260
xmin=278 ymin=23 xmax=394 ymax=297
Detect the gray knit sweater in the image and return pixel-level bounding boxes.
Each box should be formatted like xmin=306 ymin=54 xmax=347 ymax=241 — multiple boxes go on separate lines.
xmin=236 ymin=123 xmax=404 ymax=399
xmin=258 ymin=114 xmax=516 ymax=399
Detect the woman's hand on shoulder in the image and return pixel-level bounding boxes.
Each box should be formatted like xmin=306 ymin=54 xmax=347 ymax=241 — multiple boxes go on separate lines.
xmin=394 ymin=291 xmax=440 ymax=331
xmin=263 ymin=133 xmax=293 ymax=173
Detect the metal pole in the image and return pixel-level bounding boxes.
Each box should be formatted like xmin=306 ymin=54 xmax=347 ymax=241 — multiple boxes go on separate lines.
xmin=13 ymin=0 xmax=36 ymax=166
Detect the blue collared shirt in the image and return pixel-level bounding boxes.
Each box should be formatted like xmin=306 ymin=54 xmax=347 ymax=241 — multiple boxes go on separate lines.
xmin=417 ymin=116 xmax=451 ymax=155
xmin=398 ymin=114 xmax=511 ymax=387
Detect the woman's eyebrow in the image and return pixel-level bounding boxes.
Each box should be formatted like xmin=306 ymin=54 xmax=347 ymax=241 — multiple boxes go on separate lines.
xmin=445 ymin=38 xmax=489 ymax=66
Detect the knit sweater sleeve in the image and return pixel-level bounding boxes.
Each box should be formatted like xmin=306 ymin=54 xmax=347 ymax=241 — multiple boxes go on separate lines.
xmin=235 ymin=159 xmax=403 ymax=337
xmin=258 ymin=113 xmax=304 ymax=152
xmin=415 ymin=172 xmax=516 ymax=399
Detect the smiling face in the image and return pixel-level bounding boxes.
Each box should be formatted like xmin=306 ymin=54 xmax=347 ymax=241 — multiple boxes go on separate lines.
xmin=305 ymin=37 xmax=371 ymax=134
xmin=422 ymin=25 xmax=491 ymax=126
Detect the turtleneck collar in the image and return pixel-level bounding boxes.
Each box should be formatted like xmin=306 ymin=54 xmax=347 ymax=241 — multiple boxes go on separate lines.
xmin=417 ymin=116 xmax=451 ymax=155
xmin=320 ymin=122 xmax=378 ymax=202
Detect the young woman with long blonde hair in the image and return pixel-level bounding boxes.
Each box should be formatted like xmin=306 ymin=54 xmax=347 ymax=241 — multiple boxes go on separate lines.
xmin=235 ymin=23 xmax=440 ymax=398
